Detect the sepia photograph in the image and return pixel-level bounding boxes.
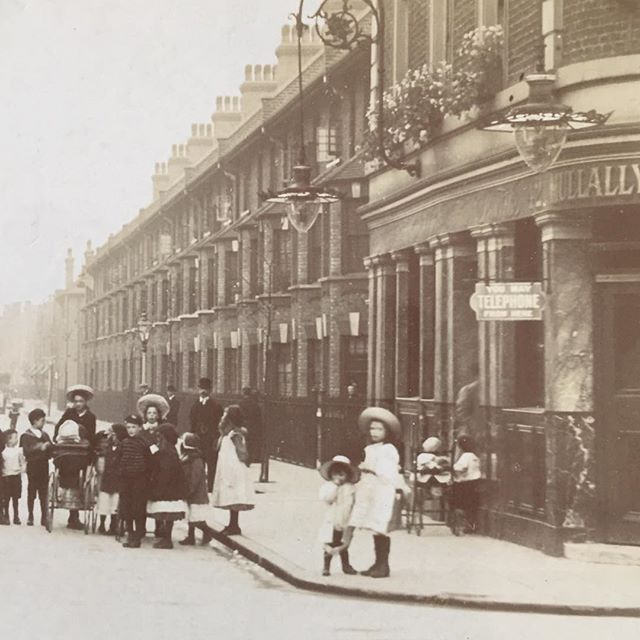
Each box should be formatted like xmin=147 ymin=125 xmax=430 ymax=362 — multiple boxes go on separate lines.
xmin=1 ymin=0 xmax=640 ymax=637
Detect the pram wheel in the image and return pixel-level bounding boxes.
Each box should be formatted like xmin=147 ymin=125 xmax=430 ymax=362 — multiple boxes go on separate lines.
xmin=46 ymin=472 xmax=56 ymax=533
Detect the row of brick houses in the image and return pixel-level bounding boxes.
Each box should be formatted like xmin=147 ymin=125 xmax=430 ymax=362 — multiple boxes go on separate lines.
xmin=78 ymin=0 xmax=640 ymax=555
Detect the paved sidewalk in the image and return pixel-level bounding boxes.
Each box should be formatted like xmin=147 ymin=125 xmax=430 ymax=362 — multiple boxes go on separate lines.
xmin=207 ymin=459 xmax=640 ymax=615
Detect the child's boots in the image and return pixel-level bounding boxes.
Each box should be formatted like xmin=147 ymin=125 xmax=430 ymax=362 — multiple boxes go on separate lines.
xmin=340 ymin=549 xmax=357 ymax=575
xmin=180 ymin=524 xmax=197 ymax=546
xmin=322 ymin=552 xmax=333 ymax=576
xmin=361 ymin=535 xmax=390 ymax=578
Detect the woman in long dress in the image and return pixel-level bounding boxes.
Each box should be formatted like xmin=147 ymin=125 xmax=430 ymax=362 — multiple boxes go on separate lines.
xmin=330 ymin=407 xmax=401 ymax=579
xmin=211 ymin=405 xmax=254 ymax=535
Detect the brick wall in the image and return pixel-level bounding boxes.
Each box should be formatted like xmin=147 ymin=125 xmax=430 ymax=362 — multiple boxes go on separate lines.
xmin=506 ymin=0 xmax=542 ymax=83
xmin=409 ymin=0 xmax=430 ymax=70
xmin=563 ymin=0 xmax=640 ymax=65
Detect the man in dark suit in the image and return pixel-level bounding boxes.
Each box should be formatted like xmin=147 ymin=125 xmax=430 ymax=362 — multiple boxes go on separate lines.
xmin=54 ymin=384 xmax=97 ymax=529
xmin=189 ymin=377 xmax=223 ymax=492
xmin=166 ymin=385 xmax=180 ymax=427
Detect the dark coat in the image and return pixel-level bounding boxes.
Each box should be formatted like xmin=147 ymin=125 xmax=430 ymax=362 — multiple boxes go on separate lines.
xmin=149 ymin=448 xmax=188 ymax=502
xmin=240 ymin=397 xmax=264 ymax=463
xmin=101 ymin=443 xmax=121 ymax=494
xmin=181 ymin=452 xmax=209 ymax=506
xmin=118 ymin=435 xmax=150 ymax=479
xmin=166 ymin=395 xmax=180 ymax=427
xmin=20 ymin=430 xmax=52 ymax=477
xmin=54 ymin=408 xmax=97 ymax=443
xmin=189 ymin=397 xmax=223 ymax=449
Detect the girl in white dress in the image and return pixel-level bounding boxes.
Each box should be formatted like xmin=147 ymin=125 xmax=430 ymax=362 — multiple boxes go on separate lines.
xmin=331 ymin=407 xmax=402 ymax=579
xmin=211 ymin=405 xmax=255 ymax=535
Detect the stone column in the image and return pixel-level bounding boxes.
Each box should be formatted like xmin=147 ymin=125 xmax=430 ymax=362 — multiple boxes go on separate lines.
xmin=262 ymin=224 xmax=274 ymax=294
xmin=415 ymin=243 xmax=435 ymax=399
xmin=392 ymin=250 xmax=411 ymax=398
xmin=430 ymin=233 xmax=477 ymax=439
xmin=471 ymin=223 xmax=516 ymax=409
xmin=364 ymin=257 xmax=377 ymax=404
xmin=373 ymin=254 xmax=396 ymax=406
xmin=328 ymin=202 xmax=343 ymax=277
xmin=535 ymin=212 xmax=593 ymax=412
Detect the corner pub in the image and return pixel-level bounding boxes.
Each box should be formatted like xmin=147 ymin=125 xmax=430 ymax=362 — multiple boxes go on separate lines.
xmin=361 ymin=49 xmax=640 ymax=555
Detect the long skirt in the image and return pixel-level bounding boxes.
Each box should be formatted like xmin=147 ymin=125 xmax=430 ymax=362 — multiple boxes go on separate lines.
xmin=348 ymin=473 xmax=396 ymax=535
xmin=211 ymin=434 xmax=255 ymax=511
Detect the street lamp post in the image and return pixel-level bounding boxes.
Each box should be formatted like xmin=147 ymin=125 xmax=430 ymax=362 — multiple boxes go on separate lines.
xmin=136 ymin=312 xmax=152 ymax=387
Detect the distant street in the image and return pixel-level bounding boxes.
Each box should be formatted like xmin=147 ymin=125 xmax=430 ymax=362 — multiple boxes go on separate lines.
xmin=2 ymin=520 xmax=639 ymax=640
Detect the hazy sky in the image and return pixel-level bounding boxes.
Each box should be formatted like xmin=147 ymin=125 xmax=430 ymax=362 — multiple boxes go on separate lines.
xmin=0 ymin=0 xmax=306 ymax=306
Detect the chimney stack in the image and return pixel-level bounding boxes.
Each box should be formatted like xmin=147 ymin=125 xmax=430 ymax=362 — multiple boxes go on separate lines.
xmin=65 ymin=248 xmax=74 ymax=288
xmin=240 ymin=63 xmax=279 ymax=117
xmin=211 ymin=95 xmax=243 ymax=139
xmin=274 ymin=23 xmax=323 ymax=86
xmin=152 ymin=162 xmax=171 ymax=200
xmin=186 ymin=122 xmax=215 ymax=164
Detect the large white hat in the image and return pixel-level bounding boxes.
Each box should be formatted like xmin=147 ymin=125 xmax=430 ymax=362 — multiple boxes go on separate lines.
xmin=137 ymin=393 xmax=170 ymax=421
xmin=319 ymin=455 xmax=361 ymax=483
xmin=66 ymin=384 xmax=94 ymax=402
xmin=358 ymin=406 xmax=402 ymax=437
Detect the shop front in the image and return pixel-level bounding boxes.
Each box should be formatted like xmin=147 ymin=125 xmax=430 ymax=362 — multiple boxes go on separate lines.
xmin=361 ymin=148 xmax=640 ymax=554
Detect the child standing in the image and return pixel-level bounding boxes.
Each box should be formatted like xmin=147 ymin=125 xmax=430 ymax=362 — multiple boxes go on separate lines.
xmin=212 ymin=405 xmax=255 ymax=536
xmin=318 ymin=455 xmax=359 ymax=576
xmin=1 ymin=430 xmax=26 ymax=525
xmin=146 ymin=424 xmax=188 ymax=550
xmin=178 ymin=433 xmax=215 ymax=546
xmin=452 ymin=434 xmax=482 ymax=534
xmin=97 ymin=424 xmax=127 ymax=535
xmin=119 ymin=415 xmax=151 ymax=549
xmin=332 ymin=407 xmax=402 ymax=579
xmin=20 ymin=408 xmax=53 ymax=527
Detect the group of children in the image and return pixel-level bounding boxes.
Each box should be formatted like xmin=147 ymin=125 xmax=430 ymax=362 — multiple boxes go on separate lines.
xmin=318 ymin=406 xmax=482 ymax=578
xmin=0 ymin=408 xmax=53 ymax=526
xmin=95 ymin=396 xmax=255 ymax=549
xmin=0 ymin=396 xmax=257 ymax=551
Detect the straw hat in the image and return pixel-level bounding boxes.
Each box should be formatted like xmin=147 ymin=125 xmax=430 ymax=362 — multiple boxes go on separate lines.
xmin=66 ymin=384 xmax=94 ymax=402
xmin=357 ymin=406 xmax=401 ymax=437
xmin=137 ymin=393 xmax=170 ymax=421
xmin=422 ymin=436 xmax=442 ymax=453
xmin=319 ymin=455 xmax=361 ymax=483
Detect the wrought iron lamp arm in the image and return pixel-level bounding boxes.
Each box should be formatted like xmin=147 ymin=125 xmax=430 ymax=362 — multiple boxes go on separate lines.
xmin=309 ymin=0 xmax=420 ymax=177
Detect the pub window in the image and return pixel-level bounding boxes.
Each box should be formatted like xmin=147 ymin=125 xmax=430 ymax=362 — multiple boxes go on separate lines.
xmin=341 ymin=336 xmax=367 ymax=397
xmin=275 ymin=343 xmax=293 ymax=398
xmin=407 ymin=252 xmax=420 ymax=396
xmin=342 ymin=203 xmax=369 ymax=274
xmin=188 ymin=351 xmax=198 ymax=389
xmin=206 ymin=347 xmax=215 ymax=380
xmin=514 ymin=218 xmax=544 ymax=407
xmin=150 ymin=354 xmax=157 ymax=390
xmin=430 ymin=0 xmax=454 ymax=65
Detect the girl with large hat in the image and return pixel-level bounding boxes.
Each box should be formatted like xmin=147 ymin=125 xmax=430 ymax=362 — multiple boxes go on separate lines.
xmin=330 ymin=407 xmax=402 ymax=579
xmin=137 ymin=394 xmax=170 ymax=444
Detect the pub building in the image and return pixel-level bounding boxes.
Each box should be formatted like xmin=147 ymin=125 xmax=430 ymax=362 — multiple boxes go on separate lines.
xmin=360 ymin=59 xmax=640 ymax=554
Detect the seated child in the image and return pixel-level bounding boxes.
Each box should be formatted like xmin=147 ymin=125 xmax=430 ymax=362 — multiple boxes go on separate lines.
xmin=54 ymin=420 xmax=91 ymax=515
xmin=318 ymin=455 xmax=359 ymax=576
xmin=416 ymin=436 xmax=451 ymax=489
xmin=452 ymin=434 xmax=482 ymax=533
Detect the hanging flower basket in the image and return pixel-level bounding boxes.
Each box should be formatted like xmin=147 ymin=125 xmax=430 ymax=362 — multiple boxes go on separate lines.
xmin=363 ymin=25 xmax=504 ymax=162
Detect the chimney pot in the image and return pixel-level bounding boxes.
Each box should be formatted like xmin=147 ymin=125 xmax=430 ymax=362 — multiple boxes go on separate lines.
xmin=191 ymin=124 xmax=197 ymax=136
xmin=244 ymin=64 xmax=252 ymax=81
xmin=216 ymin=96 xmax=223 ymax=110
xmin=255 ymin=64 xmax=263 ymax=81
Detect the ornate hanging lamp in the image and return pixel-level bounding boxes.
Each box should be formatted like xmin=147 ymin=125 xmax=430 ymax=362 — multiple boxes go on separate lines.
xmin=481 ymin=73 xmax=611 ymax=173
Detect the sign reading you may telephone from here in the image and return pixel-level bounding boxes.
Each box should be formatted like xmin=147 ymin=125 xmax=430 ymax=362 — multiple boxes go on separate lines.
xmin=469 ymin=282 xmax=546 ymax=321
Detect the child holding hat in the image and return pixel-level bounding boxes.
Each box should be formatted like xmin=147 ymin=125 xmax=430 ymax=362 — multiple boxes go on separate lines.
xmin=330 ymin=407 xmax=402 ymax=579
xmin=318 ymin=455 xmax=359 ymax=576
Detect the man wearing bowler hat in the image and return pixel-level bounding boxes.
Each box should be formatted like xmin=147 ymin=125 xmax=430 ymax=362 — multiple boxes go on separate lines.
xmin=189 ymin=377 xmax=223 ymax=492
